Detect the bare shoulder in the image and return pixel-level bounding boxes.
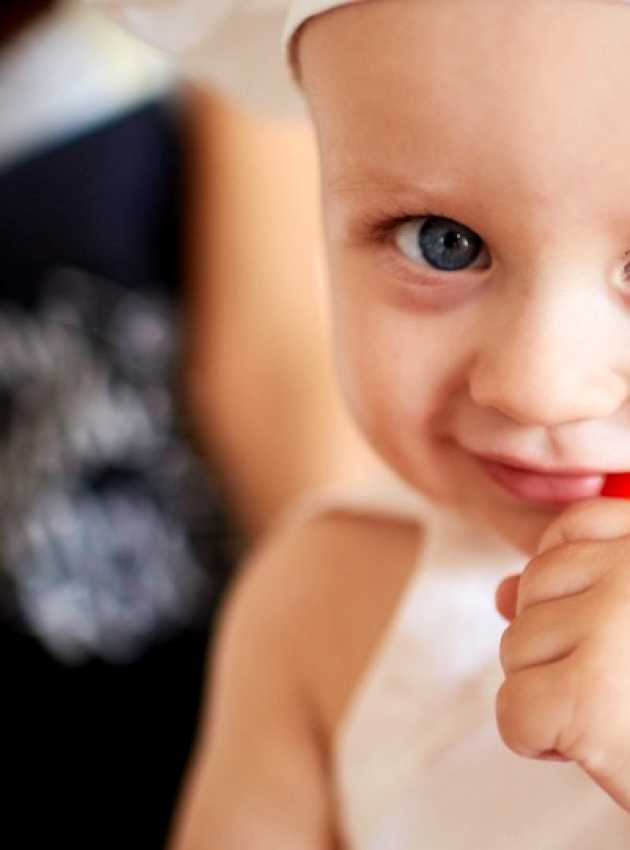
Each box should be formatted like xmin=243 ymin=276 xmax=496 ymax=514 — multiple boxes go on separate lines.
xmin=169 ymin=505 xmax=422 ymax=850
xmin=236 ymin=505 xmax=424 ymax=745
xmin=287 ymin=507 xmax=425 ymax=742
xmin=227 ymin=503 xmax=422 ymax=632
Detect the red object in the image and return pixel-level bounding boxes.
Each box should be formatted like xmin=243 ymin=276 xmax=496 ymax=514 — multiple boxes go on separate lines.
xmin=601 ymin=473 xmax=630 ymax=499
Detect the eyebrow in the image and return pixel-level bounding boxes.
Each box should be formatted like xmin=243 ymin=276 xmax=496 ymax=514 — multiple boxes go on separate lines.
xmin=328 ymin=170 xmax=466 ymax=205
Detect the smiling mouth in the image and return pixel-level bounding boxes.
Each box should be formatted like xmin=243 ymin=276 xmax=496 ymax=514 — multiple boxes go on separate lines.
xmin=477 ymin=457 xmax=605 ymax=504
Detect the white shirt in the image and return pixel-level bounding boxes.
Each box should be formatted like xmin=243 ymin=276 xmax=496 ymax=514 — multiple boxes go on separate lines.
xmin=335 ymin=499 xmax=630 ymax=848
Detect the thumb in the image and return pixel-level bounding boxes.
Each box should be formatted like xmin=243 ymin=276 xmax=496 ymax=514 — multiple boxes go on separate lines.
xmin=535 ymin=497 xmax=630 ymax=557
xmin=495 ymin=573 xmax=520 ymax=621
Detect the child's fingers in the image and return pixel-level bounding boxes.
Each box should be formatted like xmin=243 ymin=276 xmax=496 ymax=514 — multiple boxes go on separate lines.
xmin=515 ymin=539 xmax=613 ymax=617
xmin=536 ymin=498 xmax=630 ymax=557
xmin=495 ymin=574 xmax=519 ymax=621
xmin=496 ymin=655 xmax=577 ymax=760
xmin=497 ymin=500 xmax=630 ymax=623
xmin=499 ymin=593 xmax=584 ymax=676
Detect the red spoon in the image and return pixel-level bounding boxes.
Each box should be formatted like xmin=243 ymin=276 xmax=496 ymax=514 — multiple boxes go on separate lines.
xmin=601 ymin=473 xmax=630 ymax=499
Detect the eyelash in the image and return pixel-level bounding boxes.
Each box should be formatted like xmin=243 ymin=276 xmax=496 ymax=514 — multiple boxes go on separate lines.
xmin=355 ymin=207 xmax=428 ymax=244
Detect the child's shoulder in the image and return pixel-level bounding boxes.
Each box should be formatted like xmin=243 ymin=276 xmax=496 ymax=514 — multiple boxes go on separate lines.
xmin=174 ymin=504 xmax=425 ymax=848
xmin=236 ymin=502 xmax=426 ymax=745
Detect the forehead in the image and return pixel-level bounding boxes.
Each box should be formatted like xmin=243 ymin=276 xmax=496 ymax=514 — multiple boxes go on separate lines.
xmin=299 ymin=0 xmax=630 ymax=214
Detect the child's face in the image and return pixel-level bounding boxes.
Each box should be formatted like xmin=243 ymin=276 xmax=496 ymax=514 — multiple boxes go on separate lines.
xmin=300 ymin=0 xmax=630 ymax=555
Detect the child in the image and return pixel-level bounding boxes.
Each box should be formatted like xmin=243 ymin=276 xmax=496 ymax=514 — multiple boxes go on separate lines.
xmin=103 ymin=0 xmax=630 ymax=847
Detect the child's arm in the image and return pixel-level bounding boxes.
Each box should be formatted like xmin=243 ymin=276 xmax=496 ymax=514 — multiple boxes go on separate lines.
xmin=167 ymin=523 xmax=339 ymax=850
xmin=181 ymin=84 xmax=386 ymax=536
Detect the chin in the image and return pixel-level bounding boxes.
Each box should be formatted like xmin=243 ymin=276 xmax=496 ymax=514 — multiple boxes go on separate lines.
xmin=477 ymin=500 xmax=558 ymax=557
xmin=441 ymin=448 xmax=561 ymax=556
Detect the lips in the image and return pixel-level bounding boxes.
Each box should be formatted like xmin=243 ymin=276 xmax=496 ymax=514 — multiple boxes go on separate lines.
xmin=478 ymin=457 xmax=605 ymax=504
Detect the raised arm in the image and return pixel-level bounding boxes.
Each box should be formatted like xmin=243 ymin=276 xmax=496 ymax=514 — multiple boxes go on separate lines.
xmin=180 ymin=84 xmax=383 ymax=535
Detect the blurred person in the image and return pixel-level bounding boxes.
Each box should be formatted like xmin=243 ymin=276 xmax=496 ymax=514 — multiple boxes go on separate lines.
xmin=0 ymin=0 xmax=390 ymax=848
xmin=0 ymin=3 xmax=229 ymax=847
xmin=1 ymin=0 xmax=390 ymax=846
xmin=182 ymin=82 xmax=390 ymax=537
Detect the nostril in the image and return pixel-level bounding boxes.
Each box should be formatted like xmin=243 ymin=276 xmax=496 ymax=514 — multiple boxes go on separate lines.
xmin=470 ymin=368 xmax=625 ymax=428
xmin=611 ymin=252 xmax=630 ymax=295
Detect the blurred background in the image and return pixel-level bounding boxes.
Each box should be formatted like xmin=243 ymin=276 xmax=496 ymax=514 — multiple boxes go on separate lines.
xmin=0 ymin=1 xmax=393 ymax=846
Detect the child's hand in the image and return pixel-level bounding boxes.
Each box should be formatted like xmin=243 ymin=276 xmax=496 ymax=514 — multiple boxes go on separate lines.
xmin=495 ymin=498 xmax=630 ymax=811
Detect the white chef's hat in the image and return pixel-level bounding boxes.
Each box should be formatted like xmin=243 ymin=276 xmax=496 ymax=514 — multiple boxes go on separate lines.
xmin=89 ymin=0 xmax=630 ymax=114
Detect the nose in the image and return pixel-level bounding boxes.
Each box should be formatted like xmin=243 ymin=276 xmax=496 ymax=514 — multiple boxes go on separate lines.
xmin=468 ymin=283 xmax=628 ymax=427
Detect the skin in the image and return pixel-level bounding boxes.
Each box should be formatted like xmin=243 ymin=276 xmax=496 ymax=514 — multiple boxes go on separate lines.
xmin=169 ymin=512 xmax=420 ymax=850
xmin=298 ymin=0 xmax=630 ymax=814
xmin=181 ymin=85 xmax=392 ymax=537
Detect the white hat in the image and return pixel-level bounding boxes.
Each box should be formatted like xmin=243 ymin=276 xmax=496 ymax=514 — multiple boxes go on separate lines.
xmin=284 ymin=0 xmax=362 ymax=79
xmin=90 ymin=1 xmax=630 ymax=112
xmin=284 ymin=1 xmax=360 ymax=43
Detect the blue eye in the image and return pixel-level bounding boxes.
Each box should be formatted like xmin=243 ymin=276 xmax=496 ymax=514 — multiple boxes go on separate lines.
xmin=395 ymin=216 xmax=487 ymax=272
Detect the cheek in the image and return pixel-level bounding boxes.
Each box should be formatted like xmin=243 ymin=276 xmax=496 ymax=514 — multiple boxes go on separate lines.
xmin=325 ymin=243 xmax=479 ymax=494
xmin=329 ymin=274 xmax=445 ymax=449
